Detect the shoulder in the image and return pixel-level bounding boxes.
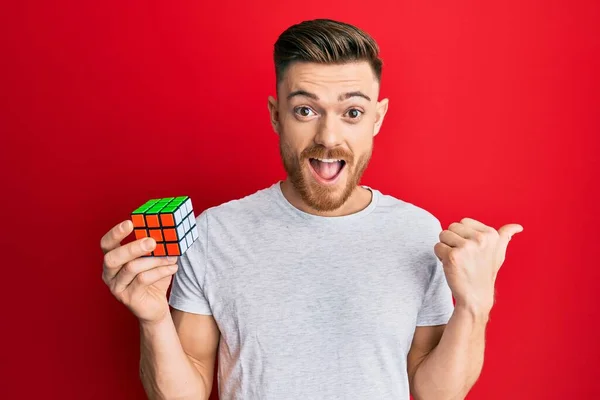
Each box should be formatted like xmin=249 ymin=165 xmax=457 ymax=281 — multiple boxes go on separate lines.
xmin=195 ymin=183 xmax=278 ymax=228
xmin=371 ymin=187 xmax=443 ymax=236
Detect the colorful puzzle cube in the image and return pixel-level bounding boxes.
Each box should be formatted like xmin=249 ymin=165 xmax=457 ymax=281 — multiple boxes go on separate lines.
xmin=131 ymin=196 xmax=199 ymax=257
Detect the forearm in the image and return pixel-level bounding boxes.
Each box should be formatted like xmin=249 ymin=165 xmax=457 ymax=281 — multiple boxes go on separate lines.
xmin=412 ymin=305 xmax=490 ymax=400
xmin=139 ymin=315 xmax=207 ymax=400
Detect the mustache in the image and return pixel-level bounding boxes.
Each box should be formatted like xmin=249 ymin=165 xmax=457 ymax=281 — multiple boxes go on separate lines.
xmin=300 ymin=145 xmax=353 ymax=163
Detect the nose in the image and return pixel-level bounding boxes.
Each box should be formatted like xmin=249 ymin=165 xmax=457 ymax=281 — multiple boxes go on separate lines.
xmin=314 ymin=114 xmax=343 ymax=148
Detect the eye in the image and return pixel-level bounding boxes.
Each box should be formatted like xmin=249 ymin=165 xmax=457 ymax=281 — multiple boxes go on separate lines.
xmin=346 ymin=108 xmax=363 ymax=119
xmin=294 ymin=106 xmax=316 ymax=118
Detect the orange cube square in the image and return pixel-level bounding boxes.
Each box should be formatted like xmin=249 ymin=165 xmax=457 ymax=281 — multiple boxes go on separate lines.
xmin=131 ymin=196 xmax=199 ymax=257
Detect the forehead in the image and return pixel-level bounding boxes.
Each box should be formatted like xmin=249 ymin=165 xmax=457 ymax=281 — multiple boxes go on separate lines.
xmin=280 ymin=61 xmax=379 ymax=101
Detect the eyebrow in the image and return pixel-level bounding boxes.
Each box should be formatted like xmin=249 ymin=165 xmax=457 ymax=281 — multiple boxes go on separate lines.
xmin=286 ymin=89 xmax=371 ymax=102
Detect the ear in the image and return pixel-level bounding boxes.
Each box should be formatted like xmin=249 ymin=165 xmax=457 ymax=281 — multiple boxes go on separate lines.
xmin=267 ymin=95 xmax=280 ymax=134
xmin=373 ymin=98 xmax=389 ymax=137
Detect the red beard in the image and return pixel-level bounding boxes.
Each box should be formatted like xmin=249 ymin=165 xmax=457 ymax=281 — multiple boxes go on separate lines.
xmin=279 ymin=140 xmax=372 ymax=212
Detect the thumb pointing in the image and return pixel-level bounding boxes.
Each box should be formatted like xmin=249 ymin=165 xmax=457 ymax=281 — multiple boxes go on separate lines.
xmin=498 ymin=223 xmax=524 ymax=248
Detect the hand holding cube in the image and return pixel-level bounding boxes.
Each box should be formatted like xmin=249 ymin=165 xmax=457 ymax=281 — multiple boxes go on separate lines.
xmin=100 ymin=195 xmax=199 ymax=325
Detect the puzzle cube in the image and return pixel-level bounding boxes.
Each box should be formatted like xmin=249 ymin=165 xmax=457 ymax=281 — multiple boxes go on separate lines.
xmin=131 ymin=196 xmax=199 ymax=257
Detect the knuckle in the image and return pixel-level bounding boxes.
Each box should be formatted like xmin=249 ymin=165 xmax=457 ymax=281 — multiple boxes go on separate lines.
xmin=448 ymin=249 xmax=460 ymax=264
xmin=120 ymin=262 xmax=132 ymax=275
xmin=473 ymin=232 xmax=485 ymax=245
xmin=110 ymin=286 xmax=125 ymax=302
xmin=122 ymin=261 xmax=140 ymax=276
xmin=100 ymin=237 xmax=107 ymax=253
xmin=103 ymin=252 xmax=116 ymax=268
xmin=465 ymin=240 xmax=478 ymax=251
xmin=106 ymin=279 xmax=118 ymax=295
xmin=448 ymin=222 xmax=460 ymax=231
xmin=137 ymin=271 xmax=151 ymax=285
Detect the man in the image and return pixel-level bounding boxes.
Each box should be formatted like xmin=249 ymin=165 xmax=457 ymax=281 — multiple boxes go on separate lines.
xmin=100 ymin=19 xmax=522 ymax=400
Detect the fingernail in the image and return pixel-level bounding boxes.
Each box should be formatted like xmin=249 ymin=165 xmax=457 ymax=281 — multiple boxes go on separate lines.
xmin=166 ymin=256 xmax=177 ymax=263
xmin=143 ymin=238 xmax=154 ymax=250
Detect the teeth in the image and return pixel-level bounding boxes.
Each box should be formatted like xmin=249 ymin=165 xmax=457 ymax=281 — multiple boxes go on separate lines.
xmin=315 ymin=158 xmax=342 ymax=163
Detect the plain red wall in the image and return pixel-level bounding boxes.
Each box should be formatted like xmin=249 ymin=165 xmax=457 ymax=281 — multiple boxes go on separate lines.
xmin=2 ymin=1 xmax=599 ymax=399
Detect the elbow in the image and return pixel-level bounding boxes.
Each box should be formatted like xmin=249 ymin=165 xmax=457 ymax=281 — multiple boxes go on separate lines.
xmin=139 ymin=365 xmax=162 ymax=400
xmin=139 ymin=364 xmax=208 ymax=400
xmin=411 ymin=378 xmax=470 ymax=400
xmin=411 ymin=364 xmax=477 ymax=400
xmin=412 ymin=385 xmax=471 ymax=400
xmin=138 ymin=366 xmax=172 ymax=400
xmin=413 ymin=393 xmax=466 ymax=400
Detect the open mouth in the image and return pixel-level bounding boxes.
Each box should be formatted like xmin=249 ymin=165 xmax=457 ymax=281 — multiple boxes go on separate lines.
xmin=308 ymin=157 xmax=347 ymax=184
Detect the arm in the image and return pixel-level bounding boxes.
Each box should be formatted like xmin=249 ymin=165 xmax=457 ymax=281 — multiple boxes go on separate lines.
xmin=408 ymin=306 xmax=489 ymax=400
xmin=139 ymin=310 xmax=220 ymax=400
xmin=139 ymin=208 xmax=221 ymax=399
xmin=410 ymin=216 xmax=523 ymax=399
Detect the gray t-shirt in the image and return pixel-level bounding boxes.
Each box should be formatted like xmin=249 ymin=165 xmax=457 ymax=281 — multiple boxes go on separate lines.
xmin=168 ymin=181 xmax=454 ymax=400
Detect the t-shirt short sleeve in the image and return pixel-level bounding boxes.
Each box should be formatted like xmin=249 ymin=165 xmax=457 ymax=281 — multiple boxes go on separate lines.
xmin=416 ymin=220 xmax=455 ymax=326
xmin=168 ymin=210 xmax=213 ymax=315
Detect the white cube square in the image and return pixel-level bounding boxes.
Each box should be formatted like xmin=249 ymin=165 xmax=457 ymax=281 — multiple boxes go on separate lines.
xmin=177 ymin=223 xmax=185 ymax=239
xmin=175 ymin=208 xmax=183 ymax=225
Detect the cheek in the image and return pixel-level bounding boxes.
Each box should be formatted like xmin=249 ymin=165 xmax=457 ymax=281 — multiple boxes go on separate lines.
xmin=281 ymin=124 xmax=314 ymax=150
xmin=280 ymin=133 xmax=305 ymax=163
xmin=347 ymin=130 xmax=374 ymax=153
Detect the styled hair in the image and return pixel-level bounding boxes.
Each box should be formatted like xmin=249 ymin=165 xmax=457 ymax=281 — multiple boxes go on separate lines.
xmin=273 ymin=19 xmax=383 ymax=90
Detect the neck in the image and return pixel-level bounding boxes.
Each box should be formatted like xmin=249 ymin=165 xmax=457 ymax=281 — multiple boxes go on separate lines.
xmin=280 ymin=178 xmax=372 ymax=217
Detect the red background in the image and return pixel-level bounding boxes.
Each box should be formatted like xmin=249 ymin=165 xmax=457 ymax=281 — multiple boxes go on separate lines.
xmin=2 ymin=1 xmax=599 ymax=399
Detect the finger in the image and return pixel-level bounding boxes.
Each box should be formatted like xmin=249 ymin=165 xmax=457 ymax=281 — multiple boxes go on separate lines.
xmin=103 ymin=237 xmax=156 ymax=282
xmin=100 ymin=220 xmax=134 ymax=254
xmin=129 ymin=264 xmax=179 ymax=293
xmin=439 ymin=229 xmax=466 ymax=248
xmin=434 ymin=242 xmax=452 ymax=262
xmin=497 ymin=223 xmax=524 ymax=250
xmin=448 ymin=221 xmax=480 ymax=240
xmin=498 ymin=223 xmax=524 ymax=240
xmin=113 ymin=256 xmax=179 ymax=294
xmin=460 ymin=217 xmax=494 ymax=233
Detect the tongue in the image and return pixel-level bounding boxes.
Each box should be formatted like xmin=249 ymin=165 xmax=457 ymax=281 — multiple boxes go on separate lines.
xmin=311 ymin=159 xmax=343 ymax=180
